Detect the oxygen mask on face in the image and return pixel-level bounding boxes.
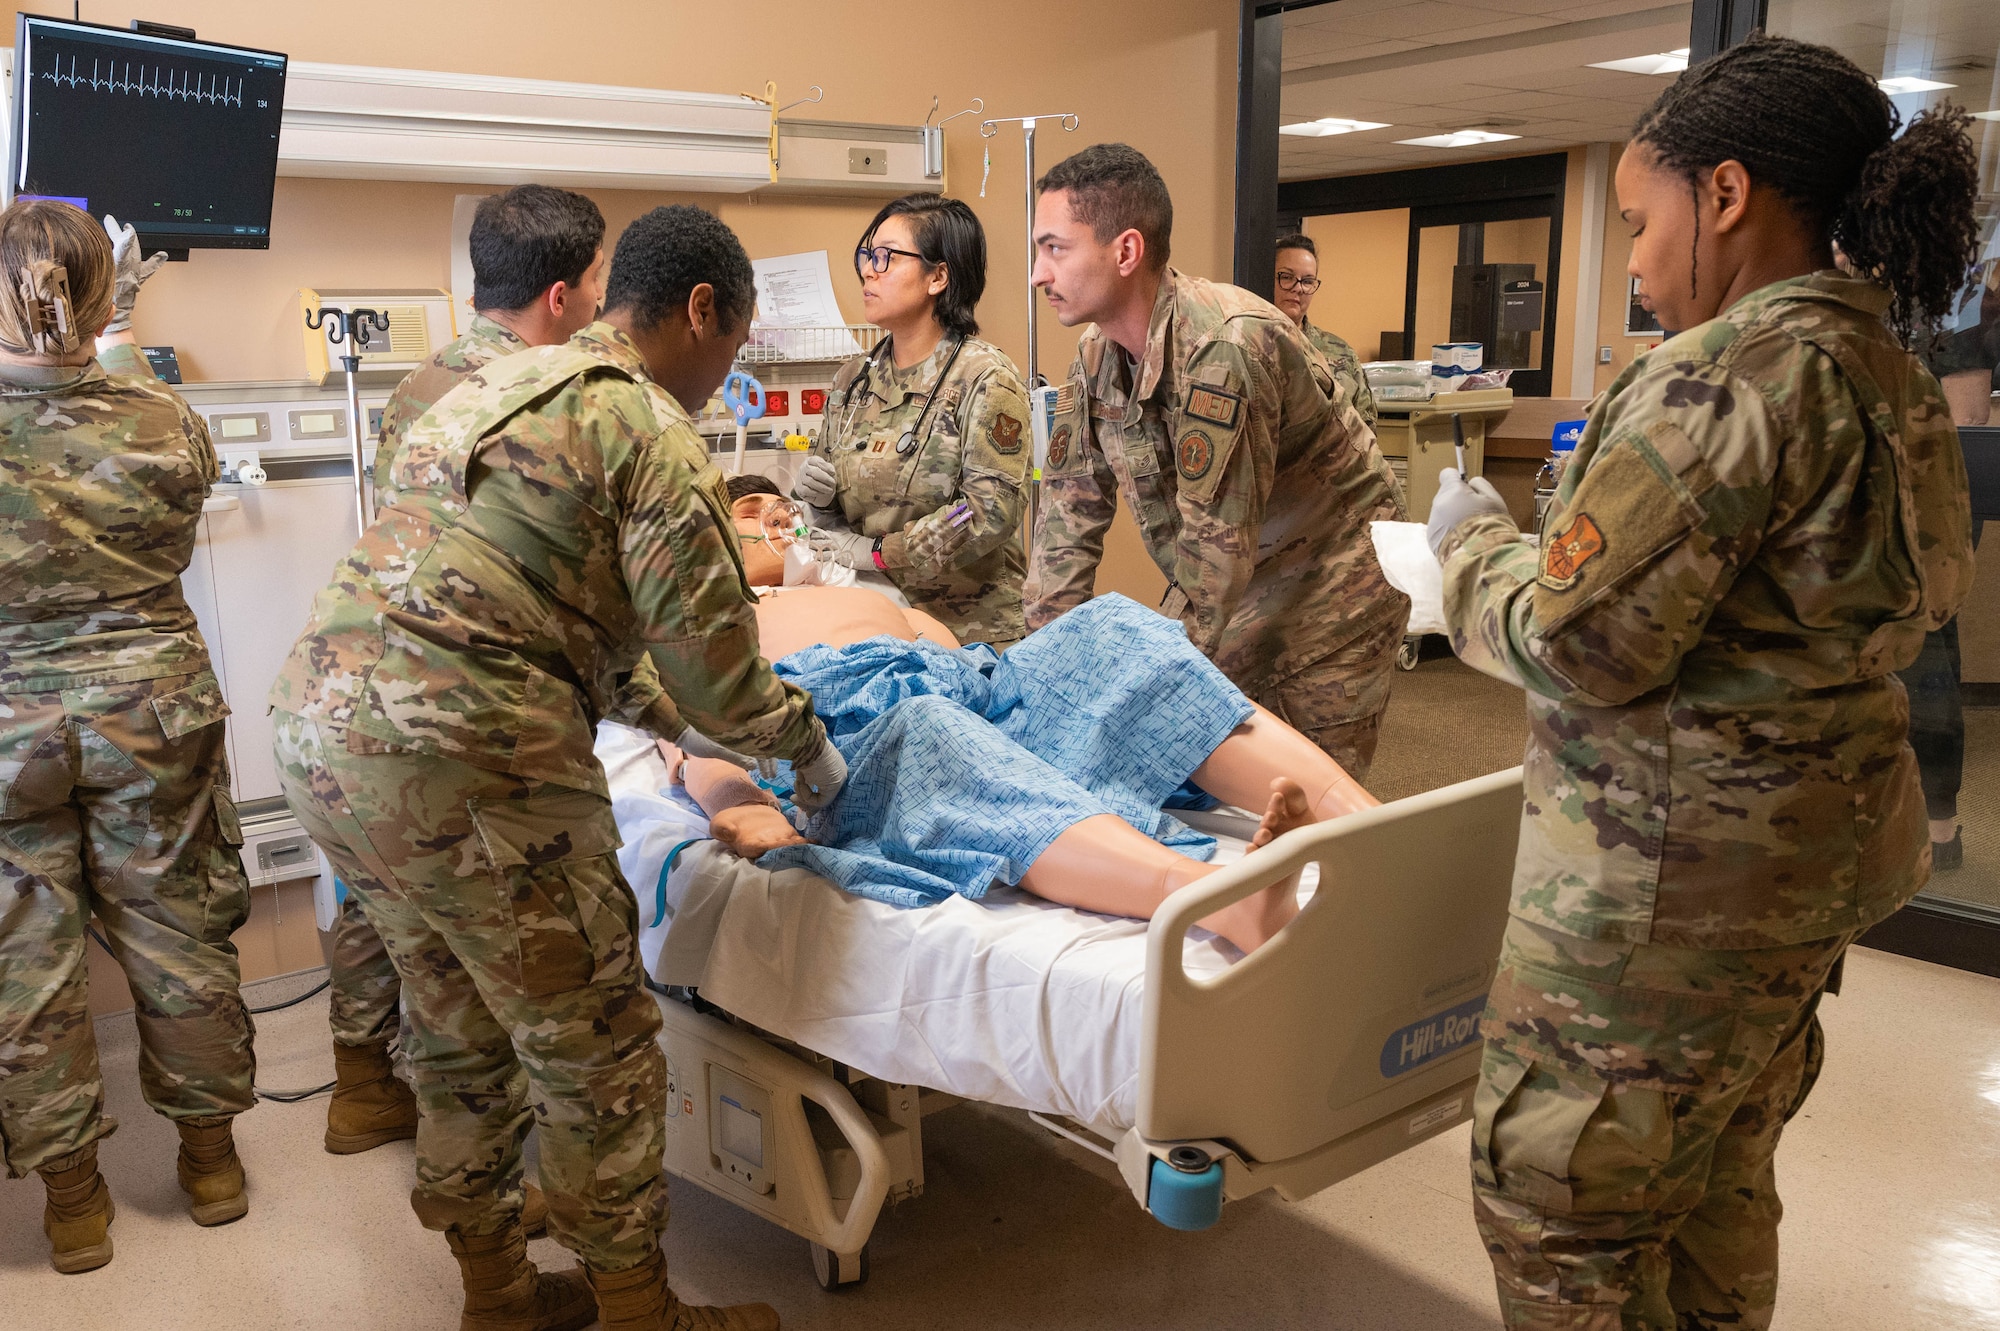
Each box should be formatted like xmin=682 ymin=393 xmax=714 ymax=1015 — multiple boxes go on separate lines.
xmin=760 ymin=498 xmax=811 ymax=549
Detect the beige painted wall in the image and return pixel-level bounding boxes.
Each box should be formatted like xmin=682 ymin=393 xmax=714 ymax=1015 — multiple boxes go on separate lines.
xmin=1301 ymin=208 xmax=1407 ymax=361
xmin=18 ymin=0 xmax=1239 ymax=602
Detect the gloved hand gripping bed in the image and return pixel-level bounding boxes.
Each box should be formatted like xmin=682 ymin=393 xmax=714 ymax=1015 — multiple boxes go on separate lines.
xmin=599 ymin=725 xmax=1521 ymax=1289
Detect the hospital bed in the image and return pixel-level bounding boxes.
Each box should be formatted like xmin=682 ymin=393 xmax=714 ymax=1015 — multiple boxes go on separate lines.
xmin=601 ymin=725 xmax=1523 ymax=1289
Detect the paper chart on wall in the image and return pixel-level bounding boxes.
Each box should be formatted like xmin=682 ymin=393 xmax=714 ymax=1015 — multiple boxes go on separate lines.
xmin=750 ymin=251 xmax=861 ymax=360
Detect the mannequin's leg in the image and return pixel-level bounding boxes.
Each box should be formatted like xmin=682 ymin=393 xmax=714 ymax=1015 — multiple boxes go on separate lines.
xmin=1190 ymin=703 xmax=1378 ymax=820
xmin=1018 ymin=780 xmax=1316 ymax=954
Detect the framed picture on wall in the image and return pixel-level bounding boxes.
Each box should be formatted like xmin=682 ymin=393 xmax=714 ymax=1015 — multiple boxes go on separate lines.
xmin=1625 ymin=276 xmax=1662 ymax=336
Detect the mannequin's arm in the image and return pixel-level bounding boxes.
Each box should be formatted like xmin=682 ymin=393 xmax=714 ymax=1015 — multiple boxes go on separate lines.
xmin=657 ymin=739 xmax=807 ymax=858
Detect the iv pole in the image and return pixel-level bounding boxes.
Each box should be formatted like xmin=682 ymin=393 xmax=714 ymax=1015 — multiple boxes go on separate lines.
xmin=303 ymin=304 xmax=389 ymax=535
xmin=979 ymin=112 xmax=1078 ymax=388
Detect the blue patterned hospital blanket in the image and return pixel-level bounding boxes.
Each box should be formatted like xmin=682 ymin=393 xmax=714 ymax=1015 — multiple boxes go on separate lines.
xmin=760 ymin=594 xmax=1253 ymax=908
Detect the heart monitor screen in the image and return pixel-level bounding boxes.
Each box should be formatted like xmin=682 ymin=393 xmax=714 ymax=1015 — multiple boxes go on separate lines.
xmin=11 ymin=17 xmax=287 ymax=249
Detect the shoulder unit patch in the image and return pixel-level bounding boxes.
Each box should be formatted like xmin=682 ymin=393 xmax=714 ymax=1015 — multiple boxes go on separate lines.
xmin=1540 ymin=512 xmax=1605 ymax=589
xmin=1178 ymin=429 xmax=1215 ymax=481
xmin=992 ymin=412 xmax=1023 ymax=454
xmin=1046 ymin=425 xmax=1072 ymax=470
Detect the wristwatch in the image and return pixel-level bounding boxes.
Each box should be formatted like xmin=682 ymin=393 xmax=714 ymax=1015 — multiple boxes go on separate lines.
xmin=871 ymin=536 xmax=887 ymax=572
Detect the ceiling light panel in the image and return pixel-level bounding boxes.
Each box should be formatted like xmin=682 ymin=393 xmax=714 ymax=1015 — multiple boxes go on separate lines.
xmin=1588 ymin=49 xmax=1690 ymax=76
xmin=1395 ymin=129 xmax=1521 ymax=148
xmin=1279 ymin=117 xmax=1392 ymax=137
xmin=1878 ymin=76 xmax=1957 ymax=94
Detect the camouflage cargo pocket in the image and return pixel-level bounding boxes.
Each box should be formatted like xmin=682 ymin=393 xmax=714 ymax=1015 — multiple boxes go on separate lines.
xmin=585 ymin=1041 xmax=668 ymax=1202
xmin=467 ymin=787 xmax=627 ymax=999
xmin=150 ymin=672 xmax=231 ymax=740
xmin=203 ymin=787 xmax=252 ymax=939
xmin=1473 ymin=1044 xmax=1621 ymax=1212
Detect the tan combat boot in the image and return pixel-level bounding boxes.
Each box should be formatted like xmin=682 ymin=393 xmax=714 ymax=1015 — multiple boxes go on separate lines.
xmin=175 ymin=1114 xmax=248 ymax=1226
xmin=324 ymin=1038 xmax=419 ymax=1154
xmin=445 ymin=1221 xmax=597 ymax=1331
xmin=586 ymin=1249 xmax=780 ymax=1331
xmin=38 ymin=1143 xmax=115 ymax=1273
xmin=521 ymin=1182 xmax=549 ymax=1238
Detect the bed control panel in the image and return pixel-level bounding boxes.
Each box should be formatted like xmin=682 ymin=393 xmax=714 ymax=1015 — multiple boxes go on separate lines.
xmin=708 ymin=1065 xmax=776 ymax=1196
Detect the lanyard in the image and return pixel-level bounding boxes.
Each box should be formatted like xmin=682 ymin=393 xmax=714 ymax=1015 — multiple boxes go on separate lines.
xmin=834 ymin=335 xmax=966 ymax=457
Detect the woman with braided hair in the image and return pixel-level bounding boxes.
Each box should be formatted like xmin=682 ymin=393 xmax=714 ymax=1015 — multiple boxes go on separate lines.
xmin=0 ymin=199 xmax=255 ymax=1273
xmin=1423 ymin=34 xmax=1980 ymax=1330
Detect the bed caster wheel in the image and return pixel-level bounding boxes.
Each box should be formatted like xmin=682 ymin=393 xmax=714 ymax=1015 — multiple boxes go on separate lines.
xmin=1396 ymin=637 xmax=1422 ymax=671
xmin=810 ymin=1241 xmax=869 ymax=1290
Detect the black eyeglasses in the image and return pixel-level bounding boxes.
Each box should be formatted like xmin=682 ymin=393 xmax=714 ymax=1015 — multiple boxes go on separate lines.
xmin=856 ymin=245 xmax=929 ymax=275
xmin=1275 ymin=273 xmax=1322 ymax=293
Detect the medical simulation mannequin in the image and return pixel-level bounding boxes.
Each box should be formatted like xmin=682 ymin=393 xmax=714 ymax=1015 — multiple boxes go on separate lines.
xmin=662 ymin=584 xmax=1378 ymax=954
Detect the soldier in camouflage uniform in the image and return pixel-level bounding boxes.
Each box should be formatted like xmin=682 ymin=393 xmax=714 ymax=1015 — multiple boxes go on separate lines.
xmin=272 ymin=206 xmax=828 ymax=1331
xmin=326 ymin=185 xmax=608 ymax=1184
xmin=1425 ymin=39 xmax=1980 ymax=1329
xmin=1273 ymin=233 xmax=1377 ymax=427
xmin=0 ymin=202 xmax=255 ymax=1272
xmin=1024 ymin=145 xmax=1407 ymax=780
xmin=792 ymin=195 xmax=1029 ymax=646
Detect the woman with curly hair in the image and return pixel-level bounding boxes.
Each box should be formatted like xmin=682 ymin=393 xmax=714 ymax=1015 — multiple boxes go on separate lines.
xmin=1423 ymin=34 xmax=1981 ymax=1329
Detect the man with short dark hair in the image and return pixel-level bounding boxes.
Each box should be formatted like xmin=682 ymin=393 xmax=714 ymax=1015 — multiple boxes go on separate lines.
xmin=1025 ymin=143 xmax=1407 ymax=779
xmin=372 ymin=184 xmax=608 ymax=508
xmin=321 ymin=183 xmax=612 ymax=1182
xmin=272 ymin=204 xmax=832 ymax=1330
xmin=1272 ymin=232 xmax=1377 ymax=427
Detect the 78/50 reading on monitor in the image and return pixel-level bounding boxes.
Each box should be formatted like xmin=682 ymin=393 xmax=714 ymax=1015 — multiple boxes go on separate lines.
xmin=9 ymin=16 xmax=288 ymax=251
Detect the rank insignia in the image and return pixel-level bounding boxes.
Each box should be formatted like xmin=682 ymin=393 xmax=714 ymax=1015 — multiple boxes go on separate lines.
xmin=992 ymin=412 xmax=1023 ymax=455
xmin=1185 ymin=385 xmax=1241 ymax=430
xmin=1541 ymin=512 xmax=1605 ymax=589
xmin=1177 ymin=430 xmax=1215 ymax=481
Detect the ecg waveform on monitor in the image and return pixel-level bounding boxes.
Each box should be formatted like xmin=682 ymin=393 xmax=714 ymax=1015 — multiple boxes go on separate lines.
xmin=38 ymin=54 xmax=246 ymax=108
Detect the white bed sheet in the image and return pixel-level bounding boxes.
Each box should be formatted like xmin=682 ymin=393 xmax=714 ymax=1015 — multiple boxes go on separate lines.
xmin=598 ymin=722 xmax=1314 ymax=1137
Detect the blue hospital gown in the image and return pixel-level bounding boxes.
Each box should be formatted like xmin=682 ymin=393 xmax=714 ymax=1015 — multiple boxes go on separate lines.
xmin=759 ymin=594 xmax=1253 ymax=908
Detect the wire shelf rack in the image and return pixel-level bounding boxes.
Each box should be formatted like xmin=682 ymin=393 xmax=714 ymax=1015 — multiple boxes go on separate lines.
xmin=738 ymin=323 xmax=885 ymax=366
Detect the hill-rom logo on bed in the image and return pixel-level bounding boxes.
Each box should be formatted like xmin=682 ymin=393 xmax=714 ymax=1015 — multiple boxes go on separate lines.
xmin=1380 ymin=994 xmax=1489 ymax=1078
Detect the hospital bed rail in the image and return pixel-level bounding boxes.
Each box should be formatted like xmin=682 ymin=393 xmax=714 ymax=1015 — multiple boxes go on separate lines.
xmin=1117 ymin=765 xmax=1523 ymax=1228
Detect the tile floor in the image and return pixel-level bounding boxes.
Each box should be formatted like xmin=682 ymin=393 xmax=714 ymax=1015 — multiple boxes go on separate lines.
xmin=2 ymin=940 xmax=1997 ymax=1331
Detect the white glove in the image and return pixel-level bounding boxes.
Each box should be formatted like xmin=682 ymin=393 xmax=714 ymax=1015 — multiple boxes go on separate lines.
xmin=675 ymin=726 xmax=754 ymax=769
xmin=809 ymin=527 xmax=875 ymax=570
xmin=791 ymin=455 xmax=839 ymax=508
xmin=1426 ymin=466 xmax=1511 ymax=560
xmin=790 ymin=730 xmax=847 ymax=813
xmin=102 ymin=214 xmax=169 ymax=333
xmin=905 ymin=502 xmax=975 ymax=568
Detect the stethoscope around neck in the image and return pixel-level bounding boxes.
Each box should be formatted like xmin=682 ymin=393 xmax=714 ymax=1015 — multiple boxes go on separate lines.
xmin=838 ymin=333 xmax=967 ymax=457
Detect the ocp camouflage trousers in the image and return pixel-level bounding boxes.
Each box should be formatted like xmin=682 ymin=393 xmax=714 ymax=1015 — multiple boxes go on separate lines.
xmin=1471 ymin=916 xmax=1853 ymax=1331
xmin=0 ymin=673 xmax=256 ymax=1176
xmin=1249 ymin=612 xmax=1404 ymax=783
xmin=328 ymin=894 xmax=401 ymax=1047
xmin=272 ymin=711 xmax=667 ymax=1270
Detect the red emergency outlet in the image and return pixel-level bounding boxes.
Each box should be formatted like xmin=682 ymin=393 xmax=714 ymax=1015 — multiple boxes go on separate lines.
xmin=800 ymin=388 xmax=827 ymax=415
xmin=763 ymin=390 xmax=789 ymax=416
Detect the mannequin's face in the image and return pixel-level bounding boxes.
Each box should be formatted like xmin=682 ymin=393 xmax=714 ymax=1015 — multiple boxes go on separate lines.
xmin=732 ymin=493 xmax=788 ymax=585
